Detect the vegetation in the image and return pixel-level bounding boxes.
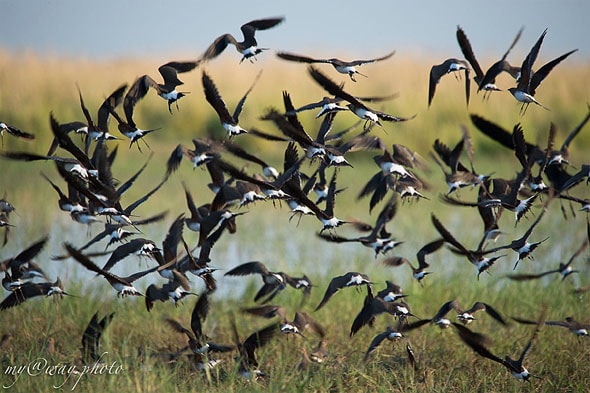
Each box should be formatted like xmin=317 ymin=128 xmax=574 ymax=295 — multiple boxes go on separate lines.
xmin=0 ymin=48 xmax=589 ymax=392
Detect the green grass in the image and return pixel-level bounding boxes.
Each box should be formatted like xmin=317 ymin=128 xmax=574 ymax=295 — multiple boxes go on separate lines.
xmin=0 ymin=49 xmax=589 ymax=392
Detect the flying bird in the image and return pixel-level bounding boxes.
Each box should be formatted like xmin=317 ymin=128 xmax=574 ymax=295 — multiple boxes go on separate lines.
xmin=453 ymin=306 xmax=547 ymax=381
xmin=0 ymin=121 xmax=35 ymax=146
xmin=137 ymin=61 xmax=199 ymax=113
xmin=277 ymin=50 xmax=395 ymax=81
xmin=456 ymin=26 xmax=522 ymax=100
xmin=308 ymin=66 xmax=415 ymax=129
xmin=315 ymin=272 xmax=371 ymax=311
xmin=64 ymin=242 xmax=166 ymax=297
xmin=81 ymin=311 xmax=115 ymax=363
xmin=202 ymin=70 xmax=261 ymax=137
xmin=382 ymin=238 xmax=445 ymax=283
xmin=428 ymin=58 xmax=470 ymax=107
xmin=200 ymin=17 xmax=285 ymax=63
xmin=508 ymin=29 xmax=578 ymax=114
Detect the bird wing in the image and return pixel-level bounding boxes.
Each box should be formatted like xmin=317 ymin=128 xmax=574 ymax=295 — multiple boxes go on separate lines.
xmin=517 ymin=29 xmax=547 ymax=92
xmin=97 ymin=84 xmax=127 ymax=132
xmin=202 ymin=71 xmax=234 ymax=124
xmin=478 ymin=27 xmax=523 ymax=90
xmin=225 ymin=261 xmax=269 ymax=276
xmin=431 ymin=214 xmax=469 ymax=254
xmin=363 ymin=330 xmax=392 ymax=361
xmin=456 ymin=26 xmax=484 ymax=79
xmin=453 ymin=323 xmax=504 ymax=365
xmin=242 ymin=17 xmax=284 ymax=33
xmin=276 ymin=52 xmax=329 ymax=64
xmin=233 ymin=70 xmax=262 ymax=121
xmin=416 ymin=238 xmax=445 ymax=269
xmin=190 ymin=292 xmax=210 ymax=342
xmin=530 ymin=49 xmax=578 ymax=96
xmin=308 ymin=66 xmax=363 ymax=106
xmin=315 ymin=274 xmax=350 ymax=311
xmin=347 ymin=51 xmax=395 ymax=66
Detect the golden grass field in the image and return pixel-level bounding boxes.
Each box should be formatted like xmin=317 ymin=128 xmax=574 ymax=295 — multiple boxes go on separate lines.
xmin=0 ymin=47 xmax=589 ymax=392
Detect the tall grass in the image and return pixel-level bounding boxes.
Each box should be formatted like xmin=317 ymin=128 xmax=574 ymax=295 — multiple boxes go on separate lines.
xmin=0 ymin=48 xmax=589 ymax=392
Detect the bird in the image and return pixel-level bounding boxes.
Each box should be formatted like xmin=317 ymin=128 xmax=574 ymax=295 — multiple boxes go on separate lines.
xmin=230 ymin=317 xmax=279 ymax=379
xmin=77 ymin=211 xmax=166 ymax=252
xmin=349 ymin=288 xmax=415 ymax=336
xmin=137 ymin=61 xmax=199 ymax=113
xmin=506 ymin=232 xmax=587 ymax=281
xmin=81 ymin=311 xmax=115 ymax=364
xmin=221 ymin=138 xmax=279 ymax=179
xmin=144 ymin=276 xmax=195 ymax=312
xmin=453 ymin=305 xmax=547 ymax=381
xmin=166 ymin=138 xmax=220 ymax=176
xmin=0 ymin=277 xmax=70 ymax=311
xmin=512 ymin=315 xmax=589 ymax=337
xmin=76 ymin=84 xmax=125 ymax=154
xmin=0 ymin=121 xmax=35 ymax=146
xmin=202 ymin=70 xmax=261 ymax=137
xmin=276 ymin=50 xmax=395 ymax=81
xmin=480 ymin=205 xmax=550 ymax=270
xmin=454 ymin=301 xmax=507 ymax=325
xmin=456 ymin=26 xmax=522 ymax=100
xmin=165 ymin=292 xmax=234 ymax=360
xmin=375 ymin=280 xmax=406 ymax=303
xmin=508 ymin=29 xmax=577 ymax=114
xmin=401 ymin=299 xmax=460 ymax=330
xmin=476 ymin=26 xmax=524 ymax=93
xmin=308 ymin=66 xmax=415 ymax=129
xmin=471 ymin=112 xmax=590 ymax=194
xmin=431 ymin=214 xmax=504 ymax=278
xmin=316 ymin=196 xmax=402 ymax=256
xmin=382 ymin=238 xmax=445 ymax=283
xmin=428 ymin=58 xmax=470 ymax=107
xmin=200 ymin=17 xmax=285 ymax=63
xmin=224 ymin=261 xmax=310 ymax=303
xmin=106 ymin=76 xmax=162 ymax=151
xmin=243 ymin=305 xmax=325 ymax=338
xmin=287 ymin=91 xmax=398 ymax=119
xmin=64 ymin=242 xmax=167 ymax=297
xmin=431 ymin=133 xmax=486 ymax=195
xmin=315 ymin=272 xmax=371 ymax=311
xmin=0 ymin=198 xmax=14 ymax=247
xmin=439 ymin=182 xmax=504 ymax=250
xmin=262 ymin=95 xmax=329 ymax=161
xmin=362 ymin=319 xmax=418 ymax=362
xmin=1 ymin=236 xmax=48 ymax=287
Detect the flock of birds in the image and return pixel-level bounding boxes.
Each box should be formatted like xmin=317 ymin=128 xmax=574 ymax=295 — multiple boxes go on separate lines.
xmin=1 ymin=16 xmax=589 ymax=385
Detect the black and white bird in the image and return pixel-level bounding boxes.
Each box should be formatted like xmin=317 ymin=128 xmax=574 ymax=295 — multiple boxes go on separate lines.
xmin=382 ymin=238 xmax=445 ymax=283
xmin=453 ymin=306 xmax=547 ymax=381
xmin=202 ymin=70 xmax=261 ymax=137
xmin=456 ymin=26 xmax=522 ymax=100
xmin=200 ymin=17 xmax=285 ymax=63
xmin=308 ymin=66 xmax=415 ymax=129
xmin=277 ymin=50 xmax=395 ymax=81
xmin=136 ymin=61 xmax=199 ymax=113
xmin=428 ymin=58 xmax=470 ymax=107
xmin=64 ymin=243 xmax=167 ymax=297
xmin=0 ymin=121 xmax=35 ymax=146
xmin=225 ymin=261 xmax=311 ymax=303
xmin=508 ymin=29 xmax=577 ymax=114
xmin=315 ymin=272 xmax=371 ymax=311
